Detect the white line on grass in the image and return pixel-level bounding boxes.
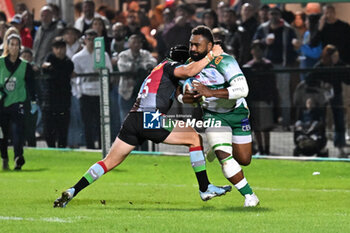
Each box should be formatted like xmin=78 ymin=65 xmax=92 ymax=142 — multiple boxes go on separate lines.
xmin=115 ymin=182 xmax=350 ymax=193
xmin=0 ymin=216 xmax=74 ymax=223
xmin=248 ymin=187 xmax=350 ymax=193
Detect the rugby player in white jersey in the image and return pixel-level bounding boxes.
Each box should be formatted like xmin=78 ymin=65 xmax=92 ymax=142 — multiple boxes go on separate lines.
xmin=53 ymin=44 xmax=232 ymax=208
xmin=179 ymin=26 xmax=259 ymax=207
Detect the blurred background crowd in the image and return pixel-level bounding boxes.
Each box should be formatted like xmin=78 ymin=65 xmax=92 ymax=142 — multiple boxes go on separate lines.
xmin=1 ymin=0 xmax=350 ymax=159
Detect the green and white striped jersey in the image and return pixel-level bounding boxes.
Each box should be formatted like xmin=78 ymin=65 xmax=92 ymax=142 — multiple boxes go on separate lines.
xmin=192 ymin=53 xmax=248 ymax=113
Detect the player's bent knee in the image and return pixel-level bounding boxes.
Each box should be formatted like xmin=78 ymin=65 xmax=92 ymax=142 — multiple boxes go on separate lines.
xmin=238 ymin=156 xmax=251 ymax=166
xmin=233 ymin=142 xmax=252 ymax=166
xmin=234 ymin=150 xmax=252 ymax=166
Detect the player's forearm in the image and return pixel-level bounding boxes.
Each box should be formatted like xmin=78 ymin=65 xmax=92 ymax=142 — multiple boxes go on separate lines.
xmin=174 ymin=53 xmax=213 ymax=79
xmin=226 ymin=76 xmax=249 ymax=99
xmin=207 ymin=77 xmax=249 ymax=99
xmin=206 ymin=88 xmax=229 ymax=98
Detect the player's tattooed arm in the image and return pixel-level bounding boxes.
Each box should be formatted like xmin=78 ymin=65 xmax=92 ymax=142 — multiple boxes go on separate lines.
xmin=173 ymin=45 xmax=223 ymax=79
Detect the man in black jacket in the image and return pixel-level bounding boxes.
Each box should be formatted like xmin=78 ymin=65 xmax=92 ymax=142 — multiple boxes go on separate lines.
xmin=42 ymin=37 xmax=74 ymax=148
xmin=310 ymin=4 xmax=350 ymax=64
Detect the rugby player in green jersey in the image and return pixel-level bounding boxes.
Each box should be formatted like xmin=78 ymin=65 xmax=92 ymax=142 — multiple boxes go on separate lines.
xmin=180 ymin=26 xmax=259 ymax=207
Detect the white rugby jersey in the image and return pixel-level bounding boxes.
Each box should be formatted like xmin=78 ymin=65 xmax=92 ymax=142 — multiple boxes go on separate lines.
xmin=183 ymin=53 xmax=248 ymax=113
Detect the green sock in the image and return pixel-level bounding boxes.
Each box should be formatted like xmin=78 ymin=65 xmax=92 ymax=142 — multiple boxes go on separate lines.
xmin=235 ymin=178 xmax=253 ymax=196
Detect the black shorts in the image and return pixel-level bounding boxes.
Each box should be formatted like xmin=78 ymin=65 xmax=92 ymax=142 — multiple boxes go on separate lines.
xmin=118 ymin=112 xmax=171 ymax=146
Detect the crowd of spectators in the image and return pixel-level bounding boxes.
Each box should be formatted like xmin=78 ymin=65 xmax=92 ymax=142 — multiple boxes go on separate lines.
xmin=1 ymin=0 xmax=350 ymax=158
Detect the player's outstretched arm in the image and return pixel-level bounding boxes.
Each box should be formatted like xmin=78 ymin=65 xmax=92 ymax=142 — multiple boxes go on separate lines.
xmin=173 ymin=45 xmax=223 ymax=79
xmin=193 ymin=76 xmax=249 ymax=99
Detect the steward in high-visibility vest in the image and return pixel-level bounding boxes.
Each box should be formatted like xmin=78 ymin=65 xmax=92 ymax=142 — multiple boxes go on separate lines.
xmin=0 ymin=34 xmax=36 ymax=171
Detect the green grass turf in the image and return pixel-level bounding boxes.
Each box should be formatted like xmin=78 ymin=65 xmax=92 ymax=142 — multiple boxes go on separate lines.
xmin=0 ymin=149 xmax=350 ymax=233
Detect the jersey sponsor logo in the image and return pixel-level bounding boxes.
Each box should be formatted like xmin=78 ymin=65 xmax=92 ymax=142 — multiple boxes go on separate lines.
xmin=143 ymin=110 xmax=162 ymax=129
xmin=241 ymin=117 xmax=251 ymax=132
xmin=215 ymin=56 xmax=223 ymax=65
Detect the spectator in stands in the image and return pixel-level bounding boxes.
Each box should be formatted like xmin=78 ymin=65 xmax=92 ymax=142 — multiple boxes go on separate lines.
xmin=305 ymin=2 xmax=321 ymax=15
xmin=91 ymin=17 xmax=111 ymax=55
xmin=258 ymin=5 xmax=270 ymax=24
xmin=18 ymin=6 xmax=39 ymax=41
xmin=41 ymin=37 xmax=74 ymax=148
xmin=308 ymin=45 xmax=350 ymax=157
xmin=281 ymin=5 xmax=295 ymax=25
xmin=212 ymin=27 xmax=228 ymax=52
xmin=216 ymin=1 xmax=229 ymax=27
xmin=201 ymin=9 xmax=218 ymax=30
xmin=63 ymin=27 xmax=85 ymax=149
xmin=253 ymin=7 xmax=299 ymax=130
xmin=163 ymin=4 xmax=194 ymax=55
xmin=48 ymin=3 xmax=66 ymax=29
xmin=110 ymin=22 xmax=129 ymax=140
xmin=0 ymin=34 xmax=36 ymax=170
xmin=0 ymin=21 xmax=9 ymax=48
xmin=138 ymin=9 xmax=157 ymax=51
xmin=222 ymin=8 xmax=238 ymax=55
xmin=311 ymin=4 xmax=350 ymax=64
xmin=244 ymin=40 xmax=278 ymax=155
xmin=298 ymin=14 xmax=322 ymax=81
xmin=97 ymin=5 xmax=116 ymax=24
xmin=232 ymin=0 xmax=260 ymax=16
xmin=20 ymin=48 xmax=38 ymax=147
xmin=33 ymin=5 xmax=62 ymax=138
xmin=292 ymin=11 xmax=307 ymax=41
xmin=155 ymin=7 xmax=175 ymax=62
xmin=10 ymin=14 xmax=33 ymax=48
xmin=125 ymin=10 xmax=150 ymax=51
xmin=117 ymin=34 xmax=157 ymax=122
xmin=232 ymin=3 xmax=258 ymax=65
xmin=72 ymin=29 xmax=112 ymax=149
xmin=74 ymin=0 xmax=110 ymax=35
xmin=74 ymin=2 xmax=83 ymax=19
xmin=75 ymin=0 xmax=95 ymax=34
xmin=63 ymin=26 xmax=82 ymax=59
xmin=33 ymin=5 xmax=61 ymax=69
xmin=110 ymin=22 xmax=128 ymax=62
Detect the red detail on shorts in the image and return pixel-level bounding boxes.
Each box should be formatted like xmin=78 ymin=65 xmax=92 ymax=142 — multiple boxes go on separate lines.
xmin=189 ymin=146 xmax=203 ymax=152
xmin=97 ymin=161 xmax=108 ymax=173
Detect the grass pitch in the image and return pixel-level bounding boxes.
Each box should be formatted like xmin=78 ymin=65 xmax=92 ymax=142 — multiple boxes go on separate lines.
xmin=0 ymin=149 xmax=349 ymax=233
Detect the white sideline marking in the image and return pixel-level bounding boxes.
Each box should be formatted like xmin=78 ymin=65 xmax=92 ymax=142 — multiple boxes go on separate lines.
xmin=254 ymin=187 xmax=350 ymax=193
xmin=0 ymin=216 xmax=74 ymax=223
xmin=115 ymin=182 xmax=350 ymax=193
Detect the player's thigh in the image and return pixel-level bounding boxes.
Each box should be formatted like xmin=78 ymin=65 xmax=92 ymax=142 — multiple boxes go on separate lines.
xmin=227 ymin=103 xmax=252 ymax=165
xmin=103 ymin=137 xmax=135 ymax=170
xmin=163 ymin=123 xmax=200 ymax=147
